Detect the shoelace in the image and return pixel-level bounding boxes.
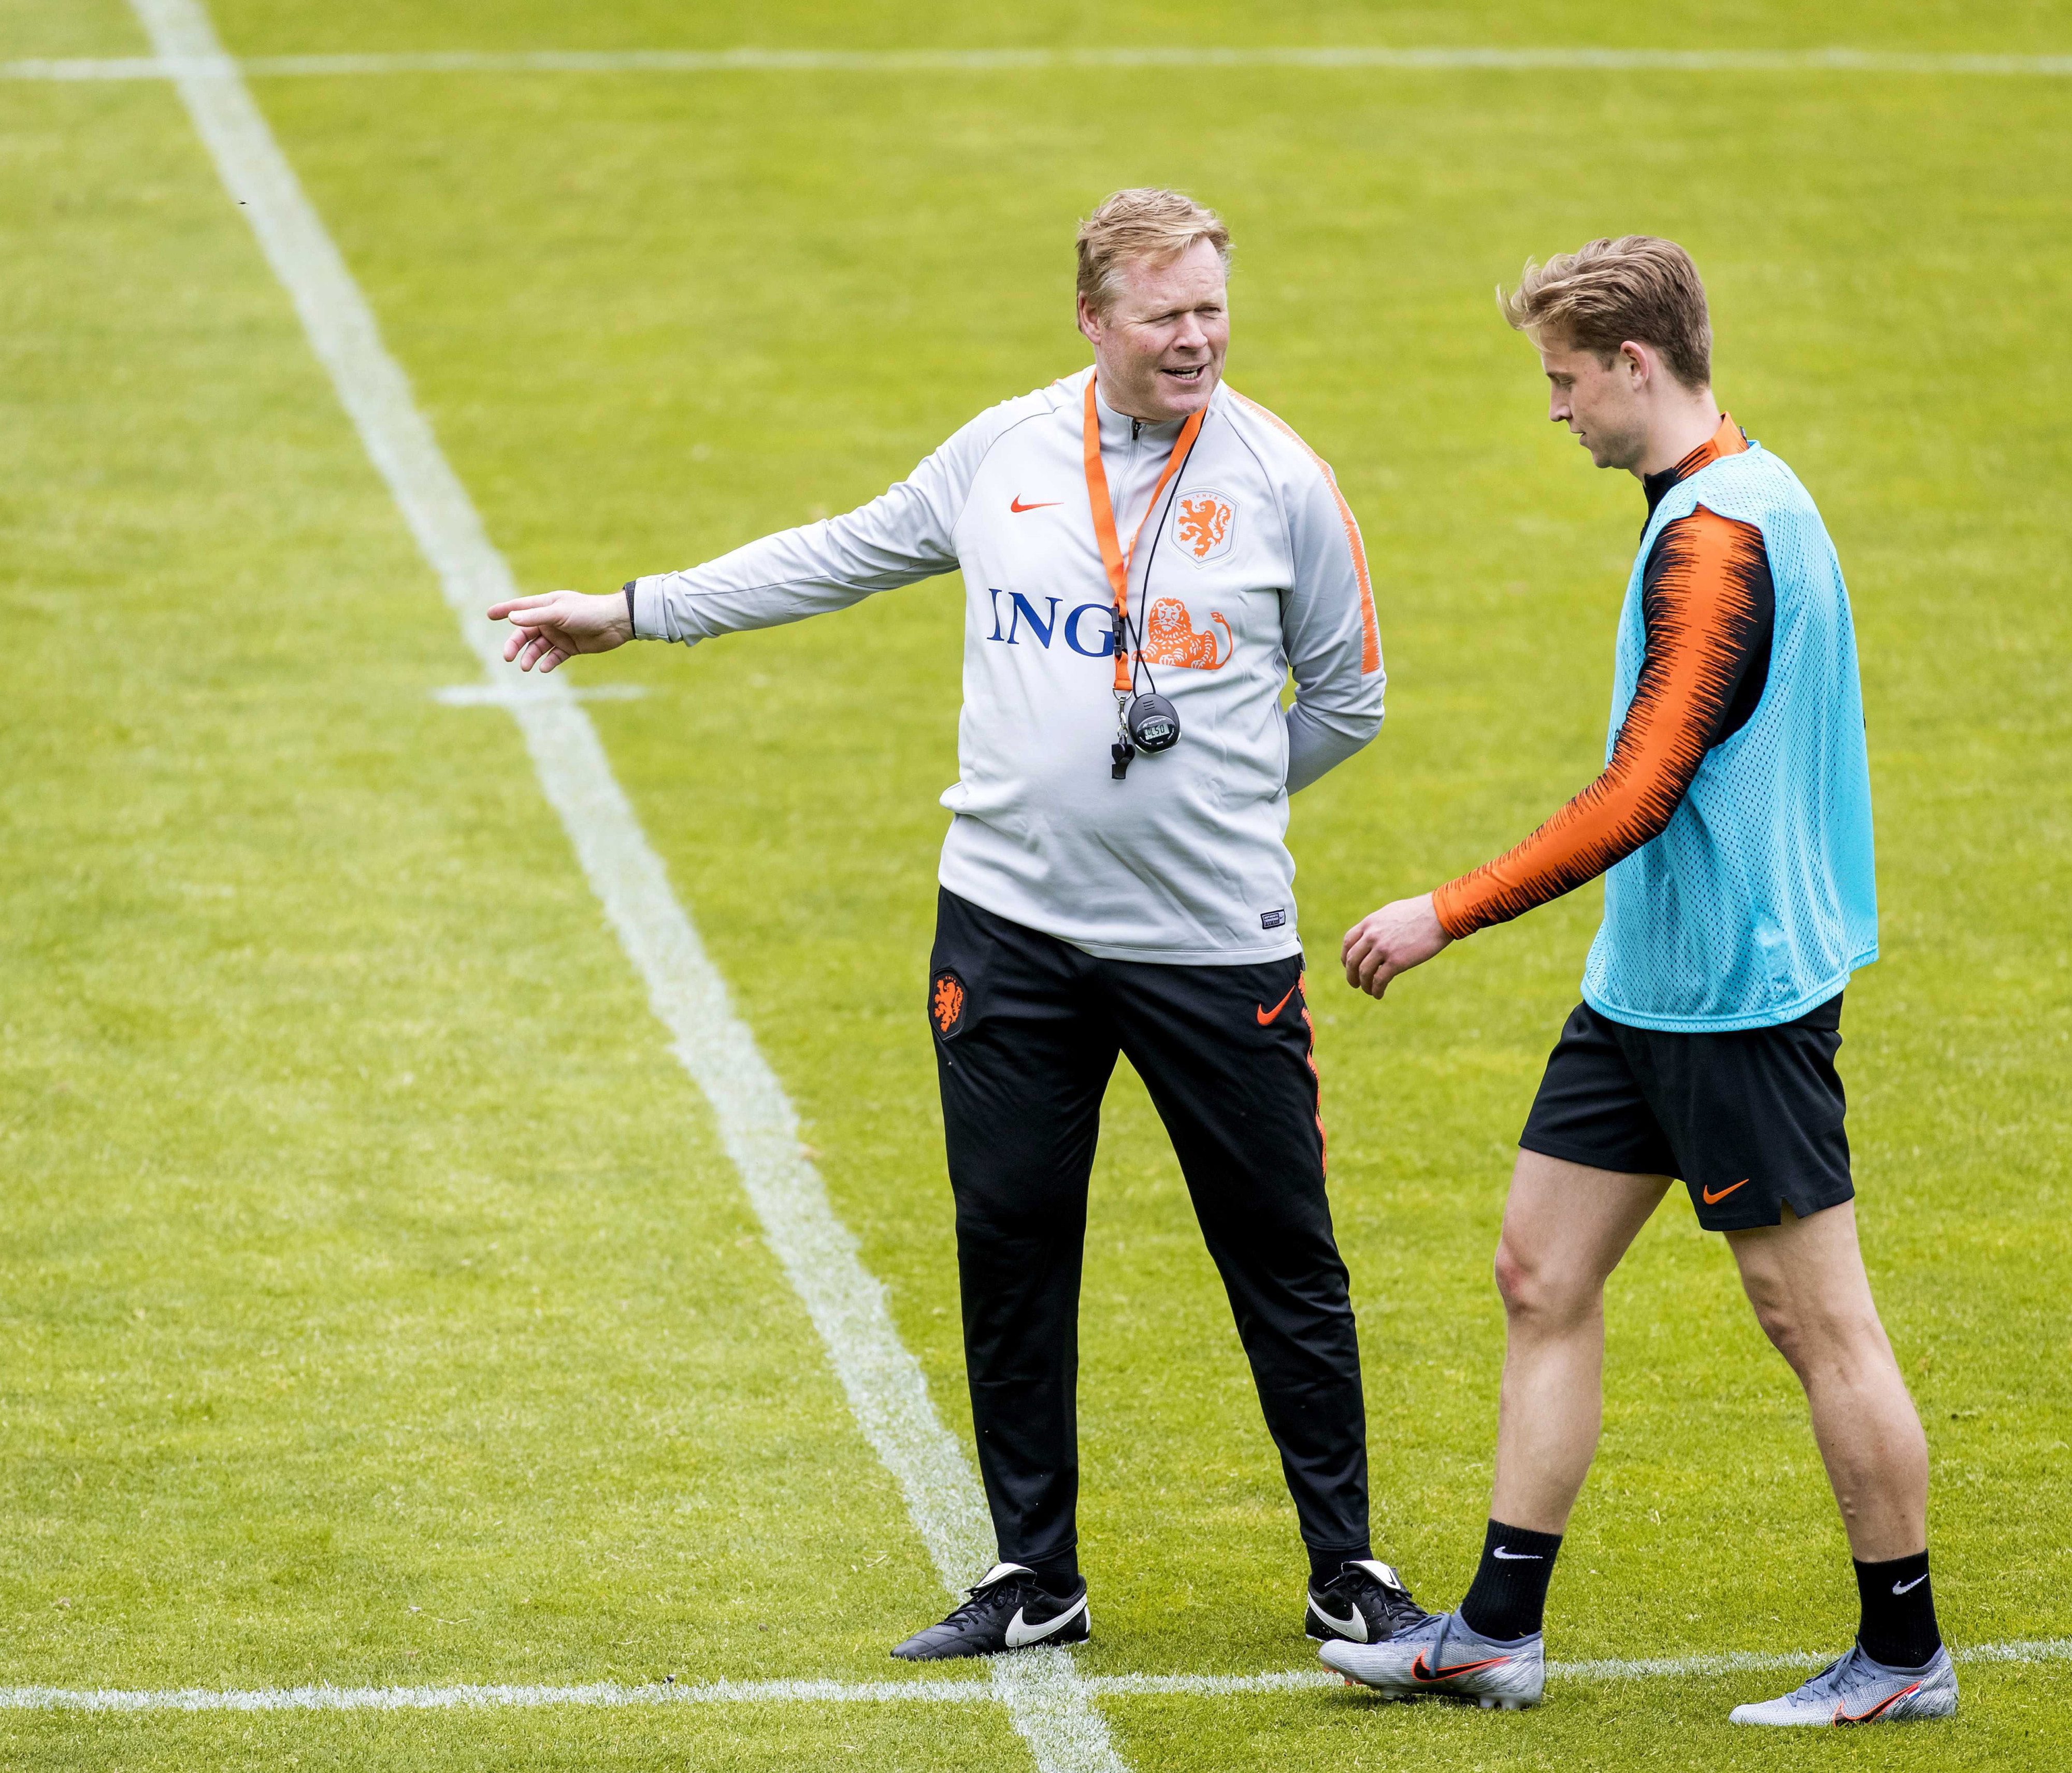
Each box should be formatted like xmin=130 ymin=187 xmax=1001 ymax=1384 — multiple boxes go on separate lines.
xmin=942 ymin=1574 xmax=1076 ymax=1630
xmin=1366 ymin=1576 xmax=1432 ymax=1634
xmin=1327 ymin=1569 xmax=1430 ymax=1635
xmin=1791 ymin=1654 xmax=1853 ymax=1700
xmin=940 ymin=1577 xmax=1026 ymax=1627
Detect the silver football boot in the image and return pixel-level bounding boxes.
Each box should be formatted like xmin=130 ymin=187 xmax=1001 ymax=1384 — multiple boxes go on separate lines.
xmin=1729 ymin=1642 xmax=1957 ymax=1725
xmin=1319 ymin=1608 xmax=1544 ymax=1708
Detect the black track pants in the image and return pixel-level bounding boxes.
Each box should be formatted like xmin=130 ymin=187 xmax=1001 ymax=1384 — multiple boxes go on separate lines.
xmin=927 ymin=888 xmax=1368 ymax=1568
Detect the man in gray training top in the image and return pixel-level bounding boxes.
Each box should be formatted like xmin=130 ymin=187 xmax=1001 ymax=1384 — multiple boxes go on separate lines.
xmin=488 ymin=188 xmax=1431 ymax=1661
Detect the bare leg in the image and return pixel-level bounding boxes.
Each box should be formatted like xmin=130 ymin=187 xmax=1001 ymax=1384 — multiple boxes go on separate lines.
xmin=1488 ymin=1151 xmax=1671 ymax=1533
xmin=1727 ymin=1202 xmax=1928 ymax=1560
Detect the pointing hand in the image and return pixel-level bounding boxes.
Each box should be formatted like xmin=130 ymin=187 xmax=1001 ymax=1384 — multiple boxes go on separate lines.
xmin=488 ymin=590 xmax=634 ymax=673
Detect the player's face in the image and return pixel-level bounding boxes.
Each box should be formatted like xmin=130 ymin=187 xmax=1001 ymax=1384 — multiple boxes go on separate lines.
xmin=1536 ymin=328 xmax=1648 ymax=471
xmin=1078 ymin=239 xmax=1230 ymax=423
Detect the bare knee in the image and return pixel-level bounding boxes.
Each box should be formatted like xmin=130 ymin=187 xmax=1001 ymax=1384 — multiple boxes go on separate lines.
xmin=1748 ymin=1289 xmax=1810 ymax=1370
xmin=1493 ymin=1237 xmax=1601 ymax=1334
xmin=1746 ymin=1282 xmax=1888 ymax=1384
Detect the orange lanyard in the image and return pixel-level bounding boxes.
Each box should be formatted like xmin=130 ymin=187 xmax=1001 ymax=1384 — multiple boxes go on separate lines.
xmin=1082 ymin=380 xmax=1205 ymax=692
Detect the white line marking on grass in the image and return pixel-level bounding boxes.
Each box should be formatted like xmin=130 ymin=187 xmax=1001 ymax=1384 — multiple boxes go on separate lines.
xmin=1961 ymin=1638 xmax=2072 ymax=1663
xmin=10 ymin=47 xmax=2072 ymax=81
xmin=127 ymin=1 xmax=1123 ymax=1767
xmin=1082 ymin=1672 xmax=1336 ymax=1697
xmin=0 ymin=1677 xmax=997 ymax=1713
xmin=1067 ymin=1637 xmax=2072 ymax=1696
xmin=9 ymin=1640 xmax=2069 ymax=1714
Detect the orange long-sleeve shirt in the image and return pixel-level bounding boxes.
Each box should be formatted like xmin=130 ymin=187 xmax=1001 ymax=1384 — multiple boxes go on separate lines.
xmin=1433 ymin=418 xmax=1775 ymax=940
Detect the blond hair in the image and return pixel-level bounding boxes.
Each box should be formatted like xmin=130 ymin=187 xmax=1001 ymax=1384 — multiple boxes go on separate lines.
xmin=1500 ymin=236 xmax=1713 ymax=390
xmin=1075 ymin=188 xmax=1231 ymax=316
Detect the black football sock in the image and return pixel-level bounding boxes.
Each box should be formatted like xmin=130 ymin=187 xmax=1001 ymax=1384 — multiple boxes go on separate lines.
xmin=1854 ymin=1551 xmax=1940 ymax=1668
xmin=1022 ymin=1548 xmax=1083 ymax=1599
xmin=1458 ymin=1520 xmax=1562 ymax=1641
xmin=1309 ymin=1542 xmax=1373 ymax=1590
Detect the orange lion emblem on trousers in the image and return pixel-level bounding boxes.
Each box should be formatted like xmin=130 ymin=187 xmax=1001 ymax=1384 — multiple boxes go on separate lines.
xmin=1139 ymin=598 xmax=1233 ymax=670
xmin=1175 ymin=494 xmax=1233 ymax=560
xmin=931 ymin=974 xmax=966 ymax=1036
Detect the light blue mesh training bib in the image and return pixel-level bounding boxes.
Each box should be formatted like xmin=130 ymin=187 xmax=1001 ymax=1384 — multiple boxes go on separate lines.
xmin=1582 ymin=441 xmax=1878 ymax=1032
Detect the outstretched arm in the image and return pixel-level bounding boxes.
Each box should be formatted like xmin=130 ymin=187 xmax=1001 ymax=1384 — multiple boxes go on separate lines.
xmin=1343 ymin=506 xmax=1773 ymax=997
xmin=488 ymin=410 xmax=998 ymax=669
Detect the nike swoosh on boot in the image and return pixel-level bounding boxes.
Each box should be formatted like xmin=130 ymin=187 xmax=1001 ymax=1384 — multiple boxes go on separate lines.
xmin=1005 ymin=1595 xmax=1089 ymax=1648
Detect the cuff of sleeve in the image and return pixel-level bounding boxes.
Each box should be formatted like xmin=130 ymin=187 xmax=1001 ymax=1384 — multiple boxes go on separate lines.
xmin=628 ymin=576 xmax=665 ymax=641
xmin=1430 ymin=879 xmax=1478 ymax=941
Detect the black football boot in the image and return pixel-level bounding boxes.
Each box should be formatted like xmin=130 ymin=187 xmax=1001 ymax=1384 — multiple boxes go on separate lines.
xmin=890 ymin=1563 xmax=1091 ymax=1662
xmin=1304 ymin=1559 xmax=1431 ymax=1646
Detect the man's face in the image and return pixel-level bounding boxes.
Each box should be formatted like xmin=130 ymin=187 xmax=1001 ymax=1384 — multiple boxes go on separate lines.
xmin=1536 ymin=327 xmax=1648 ymax=471
xmin=1077 ymin=238 xmax=1229 ymax=423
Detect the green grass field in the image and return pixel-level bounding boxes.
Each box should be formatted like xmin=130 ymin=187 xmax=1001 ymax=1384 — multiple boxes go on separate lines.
xmin=4 ymin=1 xmax=2069 ymax=1767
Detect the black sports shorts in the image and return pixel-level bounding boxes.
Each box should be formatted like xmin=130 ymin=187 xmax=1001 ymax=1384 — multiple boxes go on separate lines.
xmin=1518 ymin=993 xmax=1853 ymax=1232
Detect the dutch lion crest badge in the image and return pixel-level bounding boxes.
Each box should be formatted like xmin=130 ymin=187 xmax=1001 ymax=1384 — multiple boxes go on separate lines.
xmin=1169 ymin=489 xmax=1236 ymax=566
